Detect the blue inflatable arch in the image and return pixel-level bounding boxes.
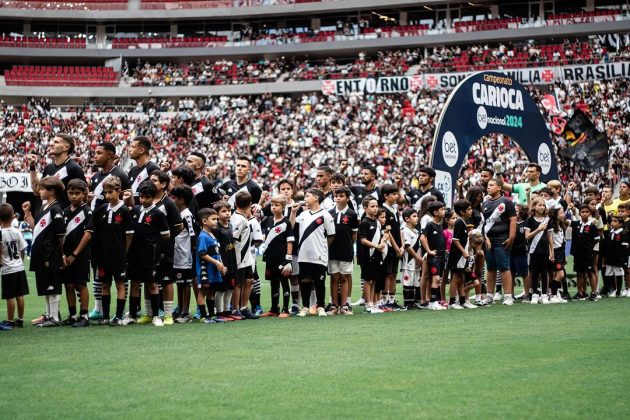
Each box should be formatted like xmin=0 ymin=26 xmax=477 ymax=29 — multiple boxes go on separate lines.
xmin=429 ymin=71 xmax=558 ymax=207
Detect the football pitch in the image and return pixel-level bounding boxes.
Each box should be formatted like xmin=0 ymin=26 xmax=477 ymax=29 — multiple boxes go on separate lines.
xmin=1 ymin=260 xmax=629 ymax=419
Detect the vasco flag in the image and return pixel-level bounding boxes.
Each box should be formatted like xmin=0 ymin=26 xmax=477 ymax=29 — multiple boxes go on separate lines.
xmin=558 ymin=110 xmax=608 ymax=171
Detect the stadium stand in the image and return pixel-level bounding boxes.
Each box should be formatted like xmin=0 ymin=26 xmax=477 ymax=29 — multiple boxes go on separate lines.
xmin=4 ymin=66 xmax=119 ymax=87
xmin=0 ymin=0 xmax=127 ymax=10
xmin=0 ymin=36 xmax=86 ymax=48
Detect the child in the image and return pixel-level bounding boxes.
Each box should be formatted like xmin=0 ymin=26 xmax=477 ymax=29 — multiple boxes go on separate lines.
xmin=170 ymin=185 xmax=197 ymax=322
xmin=618 ymin=203 xmax=630 ymax=296
xmin=511 ymin=204 xmax=530 ymax=301
xmin=61 ymin=179 xmax=93 ymax=327
xmin=230 ymin=191 xmax=259 ymax=320
xmin=400 ymin=208 xmax=421 ymax=310
xmin=294 ymin=188 xmax=335 ymax=317
xmin=463 ymin=232 xmax=484 ymax=307
xmin=602 ymin=215 xmax=628 ymax=297
xmin=548 ymin=207 xmax=569 ymax=303
xmin=260 ymin=195 xmax=294 ymax=318
xmin=524 ymin=198 xmax=553 ymax=304
xmin=327 ymin=187 xmax=358 ymax=315
xmin=127 ymin=181 xmax=170 ymax=326
xmin=0 ymin=204 xmax=29 ymax=329
xmin=441 ymin=208 xmax=456 ymax=307
xmin=196 ymin=208 xmax=227 ymax=323
xmin=570 ymin=204 xmax=600 ymax=301
xmin=359 ymin=197 xmax=387 ymax=313
xmin=381 ymin=183 xmax=403 ymax=310
xmin=22 ymin=176 xmax=66 ymax=327
xmin=248 ymin=211 xmax=264 ymax=316
xmin=93 ymin=176 xmax=134 ymax=326
xmin=420 ymin=201 xmax=447 ymax=310
xmin=418 ymin=195 xmax=437 ymax=307
xmin=212 ymin=201 xmax=238 ymax=321
xmin=446 ymin=200 xmax=472 ymax=310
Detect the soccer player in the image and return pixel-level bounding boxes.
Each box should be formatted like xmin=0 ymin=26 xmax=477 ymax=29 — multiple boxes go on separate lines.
xmin=22 ymin=176 xmax=66 ymax=327
xmin=196 ymin=208 xmax=226 ymax=323
xmin=316 ymin=165 xmax=335 ymax=211
xmin=87 ymin=141 xmax=131 ymax=321
xmin=60 ymin=179 xmax=93 ymax=327
xmin=482 ymin=178 xmax=516 ymax=306
xmin=230 ymin=191 xmax=259 ymax=320
xmin=93 ymin=177 xmax=134 ymax=326
xmin=327 ymin=186 xmax=358 ymax=315
xmin=420 ymin=201 xmax=447 ymax=311
xmin=498 ymin=163 xmax=546 ymax=205
xmin=0 ymin=204 xmax=29 ymax=329
xmin=28 ymin=133 xmax=86 ymax=210
xmin=127 ymin=181 xmax=170 ymax=327
xmin=170 ymin=185 xmax=197 ymax=322
xmin=295 ymin=188 xmax=335 ymax=317
xmin=212 ymin=201 xmax=238 ymax=321
xmin=381 ymin=183 xmax=403 ymax=310
xmin=358 ymin=197 xmax=386 ymax=314
xmin=409 ymin=167 xmax=445 ymax=210
xmin=126 ymin=136 xmax=160 ymax=204
xmin=446 ymin=199 xmax=474 ymax=310
xmin=149 ymin=170 xmax=183 ymax=325
xmin=570 ymin=204 xmax=600 ymax=301
xmin=220 ymin=155 xmax=262 ymax=208
xmin=185 ymin=151 xmax=222 ymax=210
xmin=260 ymin=195 xmax=294 ymax=318
xmin=400 ymin=208 xmax=421 ymax=310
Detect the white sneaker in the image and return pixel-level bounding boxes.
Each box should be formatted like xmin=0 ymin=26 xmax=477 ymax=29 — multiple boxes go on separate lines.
xmin=549 ymin=295 xmax=566 ymax=304
xmin=370 ymin=305 xmax=383 ymax=314
xmin=429 ymin=301 xmax=446 ymax=311
xmin=621 ymin=289 xmax=628 ymax=297
xmin=514 ymin=291 xmax=526 ymax=299
xmin=609 ymin=291 xmax=617 ymax=298
xmin=541 ymin=294 xmax=550 ymax=304
xmin=121 ymin=315 xmax=136 ymax=325
xmin=317 ymin=307 xmax=327 ymax=317
xmin=152 ymin=316 xmax=164 ymax=327
xmin=297 ymin=307 xmax=309 ymax=317
xmin=503 ymin=296 xmax=514 ymax=306
xmin=450 ymin=302 xmax=464 ymax=310
xmin=483 ymin=295 xmax=493 ymax=305
xmin=463 ymin=301 xmax=478 ymax=309
xmin=531 ymin=293 xmax=540 ymax=304
xmin=493 ymin=292 xmax=503 ymax=301
xmin=626 ymin=289 xmax=630 ymax=298
xmin=352 ymin=297 xmax=365 ymax=306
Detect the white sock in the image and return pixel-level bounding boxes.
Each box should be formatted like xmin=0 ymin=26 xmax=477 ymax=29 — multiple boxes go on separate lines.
xmin=215 ymin=291 xmax=224 ymax=313
xmin=44 ymin=299 xmax=50 ymax=317
xmin=309 ymin=289 xmax=317 ymax=307
xmin=144 ymin=298 xmax=153 ymax=317
xmin=49 ymin=294 xmax=61 ymax=321
xmin=346 ymin=297 xmax=352 ymax=305
xmin=164 ymin=300 xmax=173 ymax=316
xmin=224 ymin=290 xmax=233 ymax=312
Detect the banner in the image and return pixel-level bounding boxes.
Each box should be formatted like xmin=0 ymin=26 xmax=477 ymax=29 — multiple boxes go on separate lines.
xmin=322 ymin=61 xmax=630 ymax=95
xmin=558 ymin=110 xmax=609 ymax=171
xmin=0 ymin=173 xmax=31 ymax=193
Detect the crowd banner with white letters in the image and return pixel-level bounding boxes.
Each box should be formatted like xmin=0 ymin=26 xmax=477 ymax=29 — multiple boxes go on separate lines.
xmin=321 ymin=61 xmax=630 ymax=94
xmin=429 ymin=71 xmax=559 ymax=205
xmin=0 ymin=173 xmax=31 ymax=192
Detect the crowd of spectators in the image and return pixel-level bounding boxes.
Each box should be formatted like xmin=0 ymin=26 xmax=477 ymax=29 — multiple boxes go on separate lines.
xmin=121 ymin=35 xmax=629 ymax=87
xmin=0 ymin=78 xmax=627 ymax=194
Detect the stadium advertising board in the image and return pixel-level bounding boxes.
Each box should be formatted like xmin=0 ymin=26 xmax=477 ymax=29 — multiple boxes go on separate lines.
xmin=0 ymin=173 xmax=31 ymax=192
xmin=322 ymin=61 xmax=630 ymax=94
xmin=430 ymin=72 xmax=558 ymax=206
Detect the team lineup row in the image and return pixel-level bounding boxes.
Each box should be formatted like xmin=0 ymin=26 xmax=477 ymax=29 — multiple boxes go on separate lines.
xmin=1 ymin=133 xmax=628 ymax=329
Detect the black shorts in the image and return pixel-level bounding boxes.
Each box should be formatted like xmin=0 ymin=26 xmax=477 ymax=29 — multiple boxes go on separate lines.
xmin=298 ymin=262 xmax=326 ymax=282
xmin=360 ymin=261 xmax=383 ymax=283
xmin=427 ymin=256 xmax=444 ymax=278
xmin=573 ymin=257 xmax=593 ymax=273
xmin=235 ymin=266 xmax=254 ymax=284
xmin=35 ymin=269 xmax=62 ymax=296
xmin=156 ymin=262 xmax=174 ymax=284
xmin=61 ymin=258 xmax=91 ymax=285
xmin=127 ymin=265 xmax=157 ymax=284
xmin=464 ymin=270 xmax=479 ymax=285
xmin=2 ymin=271 xmax=29 ymax=299
xmin=264 ymin=263 xmax=287 ymax=281
xmin=382 ymin=254 xmax=399 ymax=275
xmin=173 ymin=268 xmax=193 ymax=285
xmin=97 ymin=266 xmax=126 ymax=284
xmin=529 ymin=254 xmax=548 ymax=273
xmin=550 ymin=248 xmax=566 ymax=272
xmin=510 ymin=253 xmax=528 ymax=277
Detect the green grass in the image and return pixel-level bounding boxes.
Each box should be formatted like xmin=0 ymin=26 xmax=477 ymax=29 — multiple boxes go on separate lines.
xmin=0 ymin=257 xmax=628 ymax=419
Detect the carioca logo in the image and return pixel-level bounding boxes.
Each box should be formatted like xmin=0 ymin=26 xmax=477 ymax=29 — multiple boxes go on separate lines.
xmin=472 ymin=82 xmax=524 ymax=111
